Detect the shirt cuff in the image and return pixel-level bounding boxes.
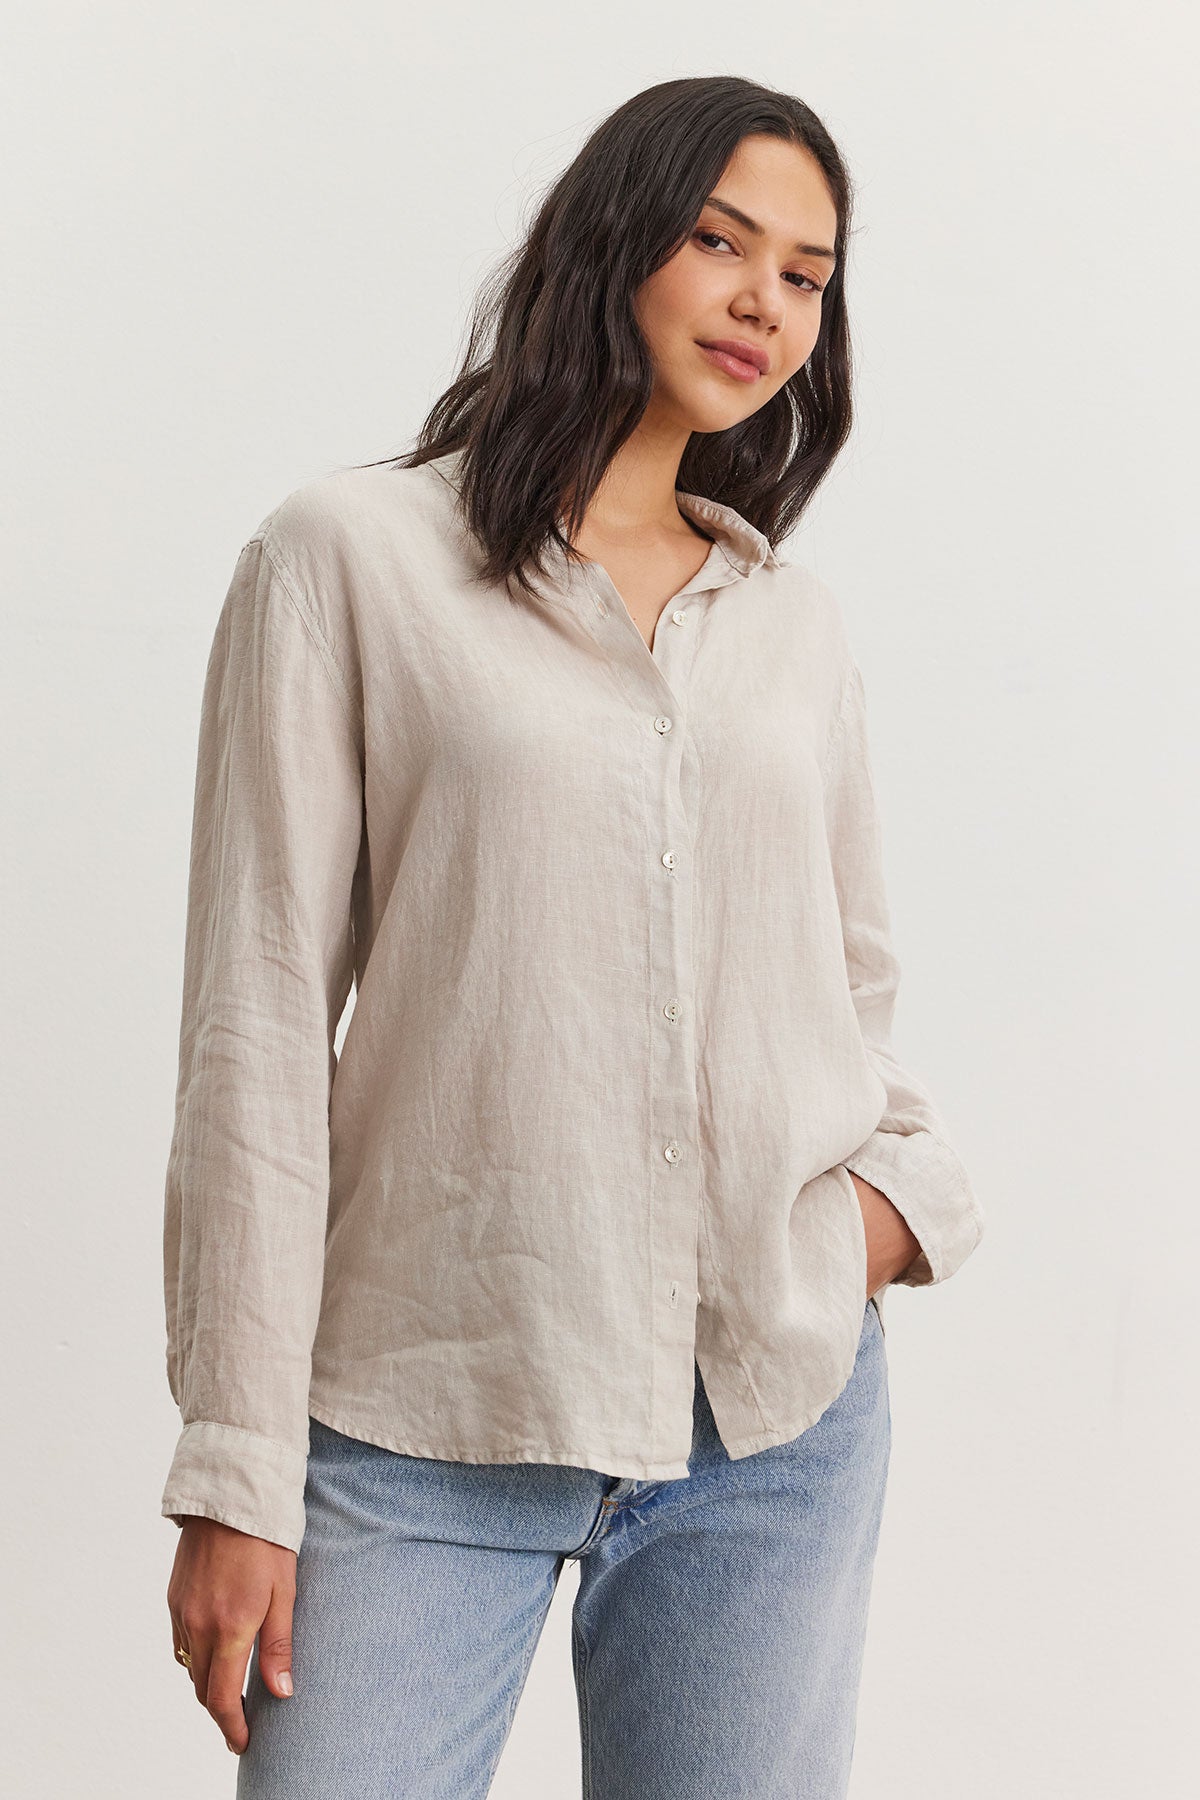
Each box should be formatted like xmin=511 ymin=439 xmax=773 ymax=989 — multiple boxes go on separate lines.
xmin=841 ymin=1129 xmax=985 ymax=1287
xmin=161 ymin=1419 xmax=308 ymax=1554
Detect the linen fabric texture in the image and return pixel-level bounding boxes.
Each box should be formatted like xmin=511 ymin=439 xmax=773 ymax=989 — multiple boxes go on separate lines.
xmin=160 ymin=448 xmax=985 ymax=1554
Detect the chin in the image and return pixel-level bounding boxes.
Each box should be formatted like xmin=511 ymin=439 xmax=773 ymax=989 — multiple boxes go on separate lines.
xmin=681 ymin=401 xmax=762 ymax=435
xmin=657 ymin=384 xmax=746 ymax=433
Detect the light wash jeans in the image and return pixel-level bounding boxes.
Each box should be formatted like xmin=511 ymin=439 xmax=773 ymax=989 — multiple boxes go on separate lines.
xmin=237 ymin=1296 xmax=890 ymax=1799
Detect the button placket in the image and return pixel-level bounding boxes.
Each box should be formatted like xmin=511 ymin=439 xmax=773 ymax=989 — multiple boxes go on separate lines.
xmin=577 ymin=560 xmax=731 ymax=1457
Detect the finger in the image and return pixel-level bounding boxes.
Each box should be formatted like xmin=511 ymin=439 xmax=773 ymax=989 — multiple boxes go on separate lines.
xmin=255 ymin=1573 xmax=297 ymax=1701
xmin=185 ymin=1630 xmax=213 ymax=1705
xmin=205 ymin=1629 xmax=256 ymax=1754
xmin=168 ymin=1605 xmax=188 ymax=1665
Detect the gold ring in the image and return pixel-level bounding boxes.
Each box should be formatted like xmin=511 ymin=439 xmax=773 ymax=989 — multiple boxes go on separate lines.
xmin=175 ymin=1647 xmax=193 ymax=1668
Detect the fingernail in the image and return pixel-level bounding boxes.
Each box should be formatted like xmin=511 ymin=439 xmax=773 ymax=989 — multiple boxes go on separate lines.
xmin=226 ymin=1739 xmax=238 ymax=1753
xmin=278 ymin=1672 xmax=293 ymax=1696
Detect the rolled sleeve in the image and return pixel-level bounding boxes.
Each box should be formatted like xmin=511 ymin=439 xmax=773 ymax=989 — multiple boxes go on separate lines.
xmin=823 ymin=662 xmax=985 ymax=1289
xmin=160 ymin=532 xmax=363 ymax=1553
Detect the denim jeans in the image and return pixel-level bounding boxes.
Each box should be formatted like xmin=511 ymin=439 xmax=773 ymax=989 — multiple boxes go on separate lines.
xmin=237 ymin=1297 xmax=890 ymax=1799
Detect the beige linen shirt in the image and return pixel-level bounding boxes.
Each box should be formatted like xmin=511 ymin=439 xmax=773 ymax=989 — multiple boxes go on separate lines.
xmin=160 ymin=447 xmax=985 ymax=1554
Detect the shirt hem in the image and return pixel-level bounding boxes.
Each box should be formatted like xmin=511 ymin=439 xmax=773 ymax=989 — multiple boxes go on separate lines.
xmin=705 ymin=1335 xmax=868 ymax=1462
xmin=306 ymin=1394 xmax=695 ymax=1482
xmin=717 ymin=1397 xmax=853 ymax=1461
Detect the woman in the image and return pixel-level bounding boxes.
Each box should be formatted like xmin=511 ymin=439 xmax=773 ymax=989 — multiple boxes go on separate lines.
xmin=163 ymin=74 xmax=985 ymax=1798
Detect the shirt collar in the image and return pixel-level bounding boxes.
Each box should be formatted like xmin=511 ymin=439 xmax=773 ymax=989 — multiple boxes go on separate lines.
xmin=671 ymin=488 xmax=788 ymax=577
xmin=425 ymin=447 xmax=790 ymax=600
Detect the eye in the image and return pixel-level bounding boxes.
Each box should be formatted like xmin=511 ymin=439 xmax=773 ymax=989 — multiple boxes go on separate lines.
xmin=693 ymin=227 xmax=823 ymax=293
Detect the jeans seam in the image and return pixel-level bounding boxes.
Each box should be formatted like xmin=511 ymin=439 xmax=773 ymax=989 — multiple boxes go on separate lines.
xmin=572 ymin=1616 xmax=594 ymax=1800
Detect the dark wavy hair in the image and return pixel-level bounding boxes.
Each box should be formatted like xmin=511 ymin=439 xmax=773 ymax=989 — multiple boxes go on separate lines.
xmin=352 ymin=75 xmax=857 ymax=602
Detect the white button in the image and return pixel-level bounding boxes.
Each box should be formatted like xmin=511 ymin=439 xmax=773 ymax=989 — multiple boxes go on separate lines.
xmin=661 ymin=850 xmax=677 ymax=871
xmin=663 ymin=1139 xmax=681 ymax=1164
xmin=671 ymin=609 xmax=687 ymax=625
xmin=663 ymin=998 xmax=681 ymax=1022
xmin=654 ymin=715 xmax=672 ymax=734
xmin=595 ymin=598 xmax=607 ymax=616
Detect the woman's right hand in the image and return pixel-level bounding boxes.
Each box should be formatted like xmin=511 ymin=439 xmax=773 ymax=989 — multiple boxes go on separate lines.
xmin=167 ymin=1515 xmax=298 ymax=1755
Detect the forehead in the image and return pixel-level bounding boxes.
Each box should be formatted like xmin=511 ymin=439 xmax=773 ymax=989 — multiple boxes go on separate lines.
xmin=709 ymin=136 xmax=839 ymax=240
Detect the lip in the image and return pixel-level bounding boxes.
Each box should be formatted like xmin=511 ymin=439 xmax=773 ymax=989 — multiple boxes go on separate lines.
xmin=696 ymin=338 xmax=769 ymax=381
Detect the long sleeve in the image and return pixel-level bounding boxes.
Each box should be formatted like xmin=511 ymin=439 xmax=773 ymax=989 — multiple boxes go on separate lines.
xmin=823 ymin=660 xmax=985 ymax=1287
xmin=160 ymin=531 xmax=363 ymax=1553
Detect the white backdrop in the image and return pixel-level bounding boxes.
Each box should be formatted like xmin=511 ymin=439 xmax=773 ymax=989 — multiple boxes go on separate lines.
xmin=3 ymin=3 xmax=1197 ymax=1795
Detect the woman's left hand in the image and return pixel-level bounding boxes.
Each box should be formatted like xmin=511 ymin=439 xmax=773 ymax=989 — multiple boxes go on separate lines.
xmin=847 ymin=1170 xmax=924 ymax=1297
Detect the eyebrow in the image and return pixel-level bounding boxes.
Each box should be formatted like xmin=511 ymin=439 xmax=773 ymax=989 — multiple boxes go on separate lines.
xmin=703 ymin=195 xmax=837 ymax=263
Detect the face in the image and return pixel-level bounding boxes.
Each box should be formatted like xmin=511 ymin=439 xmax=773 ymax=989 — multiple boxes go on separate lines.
xmin=633 ymin=134 xmax=839 ymax=436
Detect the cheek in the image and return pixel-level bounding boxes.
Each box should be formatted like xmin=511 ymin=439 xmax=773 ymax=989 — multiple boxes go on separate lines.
xmin=780 ymin=311 xmax=823 ymax=377
xmin=643 ymin=240 xmax=734 ymax=330
xmin=638 ymin=265 xmax=693 ymax=341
